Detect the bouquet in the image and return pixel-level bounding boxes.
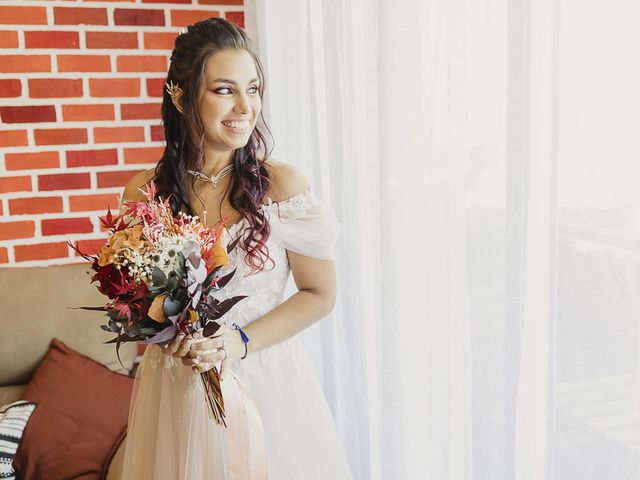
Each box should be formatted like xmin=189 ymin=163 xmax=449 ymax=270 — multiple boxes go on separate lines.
xmin=69 ymin=181 xmax=246 ymax=427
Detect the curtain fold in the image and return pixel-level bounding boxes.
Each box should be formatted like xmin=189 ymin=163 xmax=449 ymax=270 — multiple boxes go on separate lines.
xmin=246 ymin=1 xmax=640 ymax=478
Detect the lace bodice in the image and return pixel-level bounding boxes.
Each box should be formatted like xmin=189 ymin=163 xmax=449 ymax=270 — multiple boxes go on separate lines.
xmin=147 ymin=187 xmax=341 ymax=376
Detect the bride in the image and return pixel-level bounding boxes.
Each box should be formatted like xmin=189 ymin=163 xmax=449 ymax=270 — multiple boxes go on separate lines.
xmin=118 ymin=17 xmax=354 ymax=480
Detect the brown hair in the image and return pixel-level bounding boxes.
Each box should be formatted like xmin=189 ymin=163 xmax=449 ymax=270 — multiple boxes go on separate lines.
xmin=154 ymin=17 xmax=275 ymax=274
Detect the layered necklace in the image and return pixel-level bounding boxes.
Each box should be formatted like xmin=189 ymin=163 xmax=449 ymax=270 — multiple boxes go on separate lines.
xmin=187 ymin=163 xmax=234 ymax=188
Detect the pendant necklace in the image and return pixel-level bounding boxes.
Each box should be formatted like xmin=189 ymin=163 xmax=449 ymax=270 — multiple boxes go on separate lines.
xmin=187 ymin=163 xmax=234 ymax=227
xmin=187 ymin=163 xmax=234 ymax=188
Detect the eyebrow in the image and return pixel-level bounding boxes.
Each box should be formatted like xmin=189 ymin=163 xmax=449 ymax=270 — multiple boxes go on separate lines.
xmin=212 ymin=77 xmax=260 ymax=85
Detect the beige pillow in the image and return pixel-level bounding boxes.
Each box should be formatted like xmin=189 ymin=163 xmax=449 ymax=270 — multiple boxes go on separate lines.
xmin=0 ymin=263 xmax=137 ymax=386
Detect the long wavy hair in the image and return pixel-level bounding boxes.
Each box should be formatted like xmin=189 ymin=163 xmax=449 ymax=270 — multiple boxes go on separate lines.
xmin=154 ymin=17 xmax=275 ymax=274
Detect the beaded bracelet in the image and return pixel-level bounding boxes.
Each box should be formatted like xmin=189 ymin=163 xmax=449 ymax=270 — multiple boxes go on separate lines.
xmin=232 ymin=323 xmax=250 ymax=359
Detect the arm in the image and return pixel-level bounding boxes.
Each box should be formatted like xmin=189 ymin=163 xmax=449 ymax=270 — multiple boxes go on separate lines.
xmin=243 ymin=252 xmax=337 ymax=354
xmin=242 ymin=161 xmax=338 ymax=353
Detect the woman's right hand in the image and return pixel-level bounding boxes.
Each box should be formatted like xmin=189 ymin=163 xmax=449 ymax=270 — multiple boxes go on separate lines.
xmin=162 ymin=333 xmax=194 ymax=359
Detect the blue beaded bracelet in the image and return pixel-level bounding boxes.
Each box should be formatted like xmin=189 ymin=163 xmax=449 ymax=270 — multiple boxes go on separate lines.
xmin=232 ymin=323 xmax=250 ymax=359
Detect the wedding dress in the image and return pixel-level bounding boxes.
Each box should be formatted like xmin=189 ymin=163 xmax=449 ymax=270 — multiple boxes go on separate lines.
xmin=120 ymin=187 xmax=354 ymax=480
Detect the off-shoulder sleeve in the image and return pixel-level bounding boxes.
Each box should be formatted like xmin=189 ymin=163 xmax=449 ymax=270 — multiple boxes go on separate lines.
xmin=263 ymin=187 xmax=341 ymax=260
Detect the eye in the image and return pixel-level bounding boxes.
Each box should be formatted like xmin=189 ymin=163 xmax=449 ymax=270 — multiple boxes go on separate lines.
xmin=213 ymin=85 xmax=260 ymax=95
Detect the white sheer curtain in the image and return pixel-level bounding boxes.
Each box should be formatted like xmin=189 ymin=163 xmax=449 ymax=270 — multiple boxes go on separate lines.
xmin=245 ymin=0 xmax=640 ymax=479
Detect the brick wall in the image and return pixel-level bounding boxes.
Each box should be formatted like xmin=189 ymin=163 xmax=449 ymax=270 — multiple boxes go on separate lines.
xmin=0 ymin=1 xmax=244 ymax=267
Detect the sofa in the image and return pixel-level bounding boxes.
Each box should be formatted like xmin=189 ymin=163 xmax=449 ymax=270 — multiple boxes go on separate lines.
xmin=0 ymin=263 xmax=137 ymax=480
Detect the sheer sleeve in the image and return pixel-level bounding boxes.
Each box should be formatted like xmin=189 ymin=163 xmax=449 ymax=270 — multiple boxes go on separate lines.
xmin=263 ymin=187 xmax=341 ymax=260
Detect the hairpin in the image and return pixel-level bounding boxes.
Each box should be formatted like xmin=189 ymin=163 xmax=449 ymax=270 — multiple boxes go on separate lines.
xmin=165 ymin=80 xmax=184 ymax=113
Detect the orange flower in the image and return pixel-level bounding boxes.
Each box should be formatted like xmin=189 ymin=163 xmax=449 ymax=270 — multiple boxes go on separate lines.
xmin=187 ymin=308 xmax=199 ymax=325
xmin=205 ymin=245 xmax=228 ymax=270
xmin=148 ymin=293 xmax=168 ymax=323
xmin=97 ymin=225 xmax=149 ymax=267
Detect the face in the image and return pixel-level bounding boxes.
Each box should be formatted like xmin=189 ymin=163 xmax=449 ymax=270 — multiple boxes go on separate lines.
xmin=195 ymin=48 xmax=262 ymax=153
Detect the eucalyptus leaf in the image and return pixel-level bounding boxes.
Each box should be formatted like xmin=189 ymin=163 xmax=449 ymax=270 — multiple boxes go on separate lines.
xmin=166 ymin=276 xmax=178 ymax=292
xmin=152 ymin=266 xmax=167 ymax=287
xmin=163 ymin=295 xmax=182 ymax=317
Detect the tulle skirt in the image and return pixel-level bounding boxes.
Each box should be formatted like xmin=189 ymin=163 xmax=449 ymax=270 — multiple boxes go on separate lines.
xmin=121 ymin=336 xmax=354 ymax=480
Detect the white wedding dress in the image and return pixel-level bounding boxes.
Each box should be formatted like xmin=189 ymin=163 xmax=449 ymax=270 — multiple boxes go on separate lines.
xmin=121 ymin=187 xmax=354 ymax=480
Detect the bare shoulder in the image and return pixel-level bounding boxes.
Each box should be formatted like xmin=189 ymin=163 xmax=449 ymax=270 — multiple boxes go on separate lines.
xmin=122 ymin=167 xmax=156 ymax=202
xmin=262 ymin=158 xmax=310 ymax=202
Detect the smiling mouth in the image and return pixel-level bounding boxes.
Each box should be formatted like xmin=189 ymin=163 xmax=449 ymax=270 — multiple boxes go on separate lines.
xmin=221 ymin=120 xmax=251 ymax=131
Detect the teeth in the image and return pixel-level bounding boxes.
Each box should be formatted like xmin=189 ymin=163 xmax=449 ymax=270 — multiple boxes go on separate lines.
xmin=222 ymin=120 xmax=250 ymax=129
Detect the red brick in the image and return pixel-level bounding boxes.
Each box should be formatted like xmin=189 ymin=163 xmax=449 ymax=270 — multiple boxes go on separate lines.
xmin=5 ymin=151 xmax=60 ymax=171
xmin=54 ymin=7 xmax=108 ymax=25
xmin=97 ymin=169 xmax=144 ymax=188
xmin=69 ymin=193 xmax=120 ymax=212
xmin=0 ymin=221 xmax=36 ymax=241
xmin=89 ymin=78 xmax=140 ymax=97
xmin=58 ymin=55 xmax=111 ymax=72
xmin=0 ymin=105 xmax=56 ymax=124
xmin=0 ymin=248 xmax=7 ymax=264
xmin=0 ymin=130 xmax=28 ymax=147
xmin=121 ymin=103 xmax=162 ymax=120
xmin=25 ymin=31 xmax=79 ymax=49
xmin=94 ymin=127 xmax=145 ymax=144
xmin=15 ymin=242 xmax=68 ymax=262
xmin=62 ymin=104 xmax=114 ymax=121
xmin=143 ymin=32 xmax=178 ymax=50
xmin=9 ymin=196 xmax=63 ymax=215
xmin=0 ymin=31 xmax=19 ymax=48
xmin=34 ymin=128 xmax=88 ymax=146
xmin=74 ymin=238 xmax=107 ymax=257
xmin=150 ymin=125 xmax=165 ymax=142
xmin=225 ymin=12 xmax=244 ymax=28
xmin=171 ymin=10 xmax=220 ymax=27
xmin=0 ymin=55 xmax=50 ymax=73
xmin=117 ymin=55 xmax=167 ymax=73
xmin=142 ymin=0 xmax=189 ymax=3
xmin=114 ymin=9 xmax=165 ymax=26
xmin=42 ymin=217 xmax=94 ymax=236
xmin=124 ymin=146 xmax=164 ymax=164
xmin=85 ymin=31 xmax=138 ymax=49
xmin=198 ymin=0 xmax=243 ymax=4
xmin=67 ymin=148 xmax=118 ymax=167
xmin=0 ymin=176 xmax=32 ymax=194
xmin=29 ymin=78 xmax=83 ymax=98
xmin=0 ymin=79 xmax=21 ymax=97
xmin=38 ymin=173 xmax=90 ymax=191
xmin=0 ymin=6 xmax=47 ymax=25
xmin=146 ymin=78 xmax=166 ymax=97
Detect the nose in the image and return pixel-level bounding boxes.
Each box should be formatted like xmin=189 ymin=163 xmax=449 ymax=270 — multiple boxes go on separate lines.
xmin=234 ymin=92 xmax=251 ymax=114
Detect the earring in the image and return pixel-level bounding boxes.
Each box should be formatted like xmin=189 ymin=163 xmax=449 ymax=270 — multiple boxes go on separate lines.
xmin=165 ymin=80 xmax=184 ymax=114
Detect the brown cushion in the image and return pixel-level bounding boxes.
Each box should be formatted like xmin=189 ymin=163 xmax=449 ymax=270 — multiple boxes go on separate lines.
xmin=13 ymin=338 xmax=134 ymax=480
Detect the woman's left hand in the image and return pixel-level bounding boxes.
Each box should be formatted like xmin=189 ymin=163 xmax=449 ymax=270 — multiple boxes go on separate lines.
xmin=184 ymin=324 xmax=244 ymax=380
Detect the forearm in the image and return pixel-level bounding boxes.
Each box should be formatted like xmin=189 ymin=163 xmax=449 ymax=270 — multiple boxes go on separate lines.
xmin=242 ymin=289 xmax=334 ymax=354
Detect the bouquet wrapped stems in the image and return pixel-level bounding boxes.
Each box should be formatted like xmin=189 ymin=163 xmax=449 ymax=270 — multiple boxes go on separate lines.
xmin=202 ymin=368 xmax=227 ymax=427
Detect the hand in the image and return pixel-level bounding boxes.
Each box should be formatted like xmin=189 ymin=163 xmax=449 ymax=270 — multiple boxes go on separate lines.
xmin=182 ymin=325 xmax=245 ymax=380
xmin=162 ymin=332 xmax=194 ymax=358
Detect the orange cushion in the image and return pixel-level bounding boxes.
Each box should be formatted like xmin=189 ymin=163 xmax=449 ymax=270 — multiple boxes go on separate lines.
xmin=13 ymin=338 xmax=134 ymax=480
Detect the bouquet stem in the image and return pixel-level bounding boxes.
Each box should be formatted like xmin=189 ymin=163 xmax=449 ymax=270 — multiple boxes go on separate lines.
xmin=201 ymin=367 xmax=227 ymax=427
